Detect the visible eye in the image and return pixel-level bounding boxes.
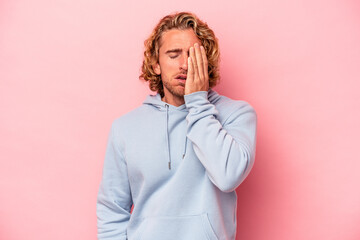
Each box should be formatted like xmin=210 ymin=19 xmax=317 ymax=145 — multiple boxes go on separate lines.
xmin=169 ymin=55 xmax=178 ymax=59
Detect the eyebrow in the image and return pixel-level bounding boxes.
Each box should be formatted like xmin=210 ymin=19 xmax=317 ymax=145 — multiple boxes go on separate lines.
xmin=165 ymin=48 xmax=183 ymax=54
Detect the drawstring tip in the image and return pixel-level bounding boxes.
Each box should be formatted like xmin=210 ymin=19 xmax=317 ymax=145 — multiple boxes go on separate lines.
xmin=168 ymin=162 xmax=171 ymax=170
xmin=182 ymin=154 xmax=185 ymax=159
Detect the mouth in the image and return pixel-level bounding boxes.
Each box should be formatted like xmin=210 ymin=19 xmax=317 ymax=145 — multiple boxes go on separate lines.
xmin=175 ymin=74 xmax=187 ymax=81
xmin=175 ymin=75 xmax=187 ymax=86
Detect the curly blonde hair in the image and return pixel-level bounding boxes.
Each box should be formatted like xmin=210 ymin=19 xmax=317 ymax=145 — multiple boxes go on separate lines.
xmin=139 ymin=11 xmax=220 ymax=97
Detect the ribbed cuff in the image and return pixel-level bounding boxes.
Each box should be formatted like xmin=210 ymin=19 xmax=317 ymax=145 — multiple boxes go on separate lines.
xmin=184 ymin=91 xmax=209 ymax=110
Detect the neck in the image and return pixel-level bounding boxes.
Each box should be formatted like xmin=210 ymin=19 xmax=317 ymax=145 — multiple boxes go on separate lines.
xmin=161 ymin=95 xmax=185 ymax=107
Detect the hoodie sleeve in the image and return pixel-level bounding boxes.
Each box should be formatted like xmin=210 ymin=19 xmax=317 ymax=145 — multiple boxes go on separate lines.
xmin=97 ymin=122 xmax=132 ymax=240
xmin=184 ymin=91 xmax=257 ymax=193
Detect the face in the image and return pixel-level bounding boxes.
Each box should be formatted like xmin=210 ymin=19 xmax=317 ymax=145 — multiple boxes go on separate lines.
xmin=154 ymin=28 xmax=202 ymax=103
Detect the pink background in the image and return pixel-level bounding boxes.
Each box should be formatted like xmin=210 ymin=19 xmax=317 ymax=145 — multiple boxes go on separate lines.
xmin=1 ymin=0 xmax=359 ymax=239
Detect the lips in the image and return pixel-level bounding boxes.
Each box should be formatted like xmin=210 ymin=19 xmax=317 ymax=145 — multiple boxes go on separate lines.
xmin=175 ymin=74 xmax=187 ymax=80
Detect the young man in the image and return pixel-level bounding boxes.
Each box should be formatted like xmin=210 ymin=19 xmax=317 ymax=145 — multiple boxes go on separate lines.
xmin=97 ymin=12 xmax=257 ymax=240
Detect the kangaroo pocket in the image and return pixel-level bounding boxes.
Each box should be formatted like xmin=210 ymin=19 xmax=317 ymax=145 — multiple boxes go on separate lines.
xmin=136 ymin=213 xmax=219 ymax=240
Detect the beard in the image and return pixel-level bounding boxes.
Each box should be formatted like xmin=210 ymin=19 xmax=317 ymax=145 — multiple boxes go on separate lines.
xmin=162 ymin=79 xmax=185 ymax=98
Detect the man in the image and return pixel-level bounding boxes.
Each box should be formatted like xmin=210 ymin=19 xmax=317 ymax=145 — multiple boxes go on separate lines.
xmin=97 ymin=11 xmax=257 ymax=240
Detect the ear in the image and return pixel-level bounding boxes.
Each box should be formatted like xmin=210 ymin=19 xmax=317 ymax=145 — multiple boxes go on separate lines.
xmin=153 ymin=63 xmax=161 ymax=75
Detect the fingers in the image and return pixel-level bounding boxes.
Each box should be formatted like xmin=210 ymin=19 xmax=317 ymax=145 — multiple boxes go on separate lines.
xmin=187 ymin=56 xmax=194 ymax=82
xmin=189 ymin=45 xmax=199 ymax=82
xmin=190 ymin=43 xmax=208 ymax=83
xmin=185 ymin=43 xmax=209 ymax=95
xmin=200 ymin=45 xmax=209 ymax=81
xmin=194 ymin=44 xmax=204 ymax=81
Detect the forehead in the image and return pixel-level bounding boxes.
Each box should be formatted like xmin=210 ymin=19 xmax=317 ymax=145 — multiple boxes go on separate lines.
xmin=159 ymin=28 xmax=201 ymax=51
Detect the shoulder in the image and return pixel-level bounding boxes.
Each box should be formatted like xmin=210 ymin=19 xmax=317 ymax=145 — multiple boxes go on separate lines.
xmin=111 ymin=104 xmax=152 ymax=132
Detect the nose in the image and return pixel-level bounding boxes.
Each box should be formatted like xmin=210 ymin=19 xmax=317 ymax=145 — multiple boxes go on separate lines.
xmin=180 ymin=53 xmax=188 ymax=71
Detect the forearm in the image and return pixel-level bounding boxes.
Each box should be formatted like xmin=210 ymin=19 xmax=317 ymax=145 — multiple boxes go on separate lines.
xmin=185 ymin=91 xmax=257 ymax=192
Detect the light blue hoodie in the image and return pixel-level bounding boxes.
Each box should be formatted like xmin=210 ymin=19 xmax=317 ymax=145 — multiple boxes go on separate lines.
xmin=97 ymin=89 xmax=257 ymax=240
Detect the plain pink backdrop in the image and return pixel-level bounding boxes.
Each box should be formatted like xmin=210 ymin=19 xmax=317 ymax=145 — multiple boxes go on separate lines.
xmin=1 ymin=0 xmax=359 ymax=239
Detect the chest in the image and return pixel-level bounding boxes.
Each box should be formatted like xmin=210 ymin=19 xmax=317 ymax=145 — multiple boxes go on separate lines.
xmin=122 ymin=110 xmax=193 ymax=191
